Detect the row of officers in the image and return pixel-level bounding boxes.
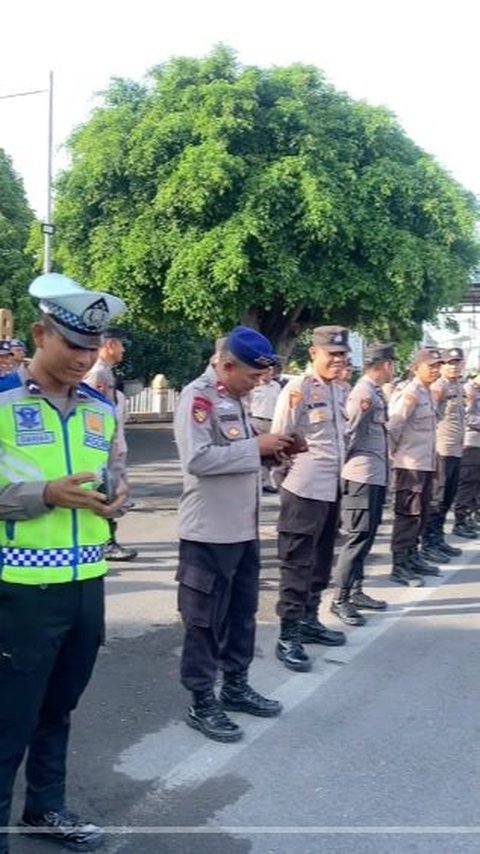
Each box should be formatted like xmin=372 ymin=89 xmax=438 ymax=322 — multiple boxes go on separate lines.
xmin=174 ymin=326 xmax=479 ymax=745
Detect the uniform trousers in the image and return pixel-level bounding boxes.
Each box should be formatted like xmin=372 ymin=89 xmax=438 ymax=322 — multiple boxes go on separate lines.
xmin=391 ymin=469 xmax=433 ymax=553
xmin=0 ymin=577 xmax=104 ymax=850
xmin=333 ymin=481 xmax=386 ymax=590
xmin=424 ymin=455 xmax=461 ymax=536
xmin=454 ymin=447 xmax=480 ymax=523
xmin=176 ymin=539 xmax=260 ymax=694
xmin=276 ymin=488 xmax=339 ymax=621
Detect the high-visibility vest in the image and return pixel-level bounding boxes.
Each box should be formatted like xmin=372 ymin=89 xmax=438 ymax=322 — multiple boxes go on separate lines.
xmin=0 ymin=374 xmax=116 ymax=584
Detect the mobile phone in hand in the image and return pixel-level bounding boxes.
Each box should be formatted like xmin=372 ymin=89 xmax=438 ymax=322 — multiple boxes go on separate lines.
xmin=98 ymin=467 xmax=115 ymax=503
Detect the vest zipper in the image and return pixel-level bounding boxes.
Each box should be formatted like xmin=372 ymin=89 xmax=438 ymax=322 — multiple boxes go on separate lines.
xmin=47 ymin=403 xmax=79 ymax=581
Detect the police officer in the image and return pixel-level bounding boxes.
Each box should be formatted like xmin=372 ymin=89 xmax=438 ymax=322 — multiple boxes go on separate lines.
xmin=249 ymin=367 xmax=282 ymax=493
xmin=174 ymin=326 xmax=292 ymax=744
xmin=84 ymin=327 xmax=137 ymax=562
xmin=422 ymin=348 xmax=465 ymax=558
xmin=0 ymin=340 xmax=13 ymax=377
xmin=0 ymin=273 xmax=126 ymax=854
xmin=388 ymin=347 xmax=443 ymax=586
xmin=452 ymin=371 xmax=480 ymax=538
xmin=271 ymin=326 xmax=348 ymax=674
xmin=330 ymin=344 xmax=395 ymax=625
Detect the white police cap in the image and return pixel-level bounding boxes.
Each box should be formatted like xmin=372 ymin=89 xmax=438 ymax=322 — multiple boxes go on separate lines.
xmin=29 ymin=273 xmax=126 ymax=350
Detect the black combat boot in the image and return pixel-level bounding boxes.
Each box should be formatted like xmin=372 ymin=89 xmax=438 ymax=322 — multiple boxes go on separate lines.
xmin=452 ymin=520 xmax=477 ymax=539
xmin=300 ymin=604 xmax=346 ymax=645
xmin=276 ymin=619 xmax=312 ymax=672
xmin=220 ymin=671 xmax=282 ymax=717
xmin=420 ymin=537 xmax=450 ymax=565
xmin=410 ymin=547 xmax=441 ymax=576
xmin=390 ymin=552 xmax=424 ymax=587
xmin=350 ymin=581 xmax=388 ymax=610
xmin=330 ymin=589 xmax=366 ymax=626
xmin=187 ymin=690 xmax=243 ymax=743
xmin=434 ymin=530 xmax=462 ymax=558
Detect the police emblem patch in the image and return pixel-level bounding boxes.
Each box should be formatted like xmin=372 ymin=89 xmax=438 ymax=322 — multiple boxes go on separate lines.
xmin=289 ymin=389 xmax=303 ymax=409
xmin=83 ymin=409 xmax=109 ymax=451
xmin=192 ymin=396 xmax=212 ymax=423
xmin=13 ymin=404 xmax=54 ymax=445
xmin=227 ymin=426 xmax=241 ymax=437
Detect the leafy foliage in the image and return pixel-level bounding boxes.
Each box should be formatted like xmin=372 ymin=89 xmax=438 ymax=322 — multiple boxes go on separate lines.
xmin=0 ymin=150 xmax=36 ymax=342
xmin=54 ymin=46 xmax=479 ymax=362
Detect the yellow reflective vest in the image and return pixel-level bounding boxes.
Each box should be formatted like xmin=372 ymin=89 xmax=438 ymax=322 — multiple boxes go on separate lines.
xmin=0 ymin=374 xmax=116 ymax=584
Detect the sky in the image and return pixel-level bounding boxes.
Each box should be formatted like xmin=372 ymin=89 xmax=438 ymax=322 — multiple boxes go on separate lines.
xmin=1 ymin=0 xmax=479 ymax=218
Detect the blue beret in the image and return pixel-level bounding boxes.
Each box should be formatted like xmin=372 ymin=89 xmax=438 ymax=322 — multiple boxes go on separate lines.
xmin=226 ymin=326 xmax=279 ymax=369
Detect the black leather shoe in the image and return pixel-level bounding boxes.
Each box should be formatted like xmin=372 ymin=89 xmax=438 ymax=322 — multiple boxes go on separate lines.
xmin=21 ymin=809 xmax=104 ymax=851
xmin=350 ymin=591 xmax=388 ymax=610
xmin=275 ymin=638 xmax=311 ymax=672
xmin=220 ymin=678 xmax=282 ymax=717
xmin=330 ymin=600 xmax=366 ymax=626
xmin=103 ymin=541 xmax=138 ymax=562
xmin=187 ymin=693 xmax=243 ymax=743
xmin=299 ymin=618 xmax=346 ymax=646
xmin=452 ymin=522 xmax=477 ymax=539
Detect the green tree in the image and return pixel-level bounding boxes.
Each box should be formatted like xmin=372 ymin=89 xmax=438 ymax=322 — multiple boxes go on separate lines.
xmin=0 ymin=149 xmax=36 ymax=340
xmin=54 ymin=46 xmax=479 ymax=358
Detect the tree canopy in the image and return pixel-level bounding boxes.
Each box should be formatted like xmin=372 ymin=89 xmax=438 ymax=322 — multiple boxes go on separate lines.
xmin=54 ymin=46 xmax=479 ymax=357
xmin=0 ymin=149 xmax=36 ymax=339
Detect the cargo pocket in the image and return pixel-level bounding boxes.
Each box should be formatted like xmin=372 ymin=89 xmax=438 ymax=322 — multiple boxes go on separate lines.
xmin=176 ymin=563 xmax=216 ymax=627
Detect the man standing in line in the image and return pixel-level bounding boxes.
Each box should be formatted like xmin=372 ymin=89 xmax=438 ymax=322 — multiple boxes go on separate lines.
xmin=421 ymin=347 xmax=464 ymax=559
xmin=388 ymin=348 xmax=443 ymax=586
xmin=249 ymin=367 xmax=282 ymax=494
xmin=271 ymin=326 xmax=348 ymax=674
xmin=174 ymin=327 xmax=293 ymax=743
xmin=330 ymin=344 xmax=395 ymax=625
xmin=452 ymin=370 xmax=480 ymax=538
xmin=0 ymin=272 xmax=126 ymax=854
xmin=84 ymin=328 xmax=137 ymax=562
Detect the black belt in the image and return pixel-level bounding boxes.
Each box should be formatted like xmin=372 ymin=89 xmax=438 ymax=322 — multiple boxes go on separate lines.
xmin=251 ymin=416 xmax=272 ymax=421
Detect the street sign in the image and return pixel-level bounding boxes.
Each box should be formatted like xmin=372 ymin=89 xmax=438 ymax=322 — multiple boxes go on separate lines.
xmin=41 ymin=223 xmax=55 ymax=235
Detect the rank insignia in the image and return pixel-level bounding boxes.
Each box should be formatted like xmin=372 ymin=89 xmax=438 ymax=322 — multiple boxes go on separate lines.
xmin=227 ymin=426 xmax=241 ymax=437
xmin=289 ymin=389 xmax=303 ymax=408
xmin=192 ymin=396 xmax=212 ymax=423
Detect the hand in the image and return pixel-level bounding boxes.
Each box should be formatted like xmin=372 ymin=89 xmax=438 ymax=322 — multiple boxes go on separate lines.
xmin=94 ymin=480 xmax=128 ymax=518
xmin=256 ymin=433 xmax=295 ymax=457
xmin=282 ymin=432 xmax=308 ymax=456
xmin=44 ymin=473 xmax=108 ymax=513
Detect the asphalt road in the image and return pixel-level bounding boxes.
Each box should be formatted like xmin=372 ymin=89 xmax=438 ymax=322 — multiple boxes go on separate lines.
xmin=10 ymin=424 xmax=480 ymax=854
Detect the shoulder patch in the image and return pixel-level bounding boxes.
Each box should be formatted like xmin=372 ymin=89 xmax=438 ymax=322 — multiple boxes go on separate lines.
xmin=405 ymin=392 xmax=417 ymax=406
xmin=192 ymin=395 xmax=212 ymax=423
xmin=289 ymin=389 xmax=303 ymax=408
xmin=360 ymin=398 xmax=372 ymax=411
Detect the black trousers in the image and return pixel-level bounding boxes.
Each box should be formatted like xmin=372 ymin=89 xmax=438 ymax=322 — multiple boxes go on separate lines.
xmin=424 ymin=455 xmax=461 ymax=537
xmin=176 ymin=539 xmax=260 ymax=694
xmin=0 ymin=578 xmax=104 ymax=850
xmin=276 ymin=488 xmax=339 ymax=621
xmin=454 ymin=447 xmax=480 ymax=523
xmin=391 ymin=469 xmax=433 ymax=553
xmin=333 ymin=481 xmax=386 ymax=591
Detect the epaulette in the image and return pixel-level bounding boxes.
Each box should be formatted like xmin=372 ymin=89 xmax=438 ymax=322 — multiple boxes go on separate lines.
xmin=77 ymin=382 xmax=114 ymax=410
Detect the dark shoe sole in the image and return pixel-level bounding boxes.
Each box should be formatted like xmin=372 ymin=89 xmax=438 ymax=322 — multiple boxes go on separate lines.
xmin=300 ymin=632 xmax=347 ymax=646
xmin=186 ymin=714 xmax=243 ymax=743
xmin=221 ymin=699 xmax=283 ymax=717
xmin=390 ymin=573 xmax=424 ymax=587
xmin=350 ymin=601 xmax=388 ymax=611
xmin=275 ymin=647 xmax=312 ymax=672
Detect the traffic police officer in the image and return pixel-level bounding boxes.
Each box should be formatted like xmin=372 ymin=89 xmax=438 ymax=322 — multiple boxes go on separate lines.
xmin=0 ymin=273 xmax=126 ymax=853
xmin=174 ymin=326 xmax=292 ymax=743
xmin=271 ymin=326 xmax=348 ymax=674
xmin=388 ymin=347 xmax=443 ymax=586
xmin=422 ymin=347 xmax=464 ymax=558
xmin=0 ymin=340 xmax=13 ymax=377
xmin=330 ymin=343 xmax=395 ymax=625
xmin=452 ymin=371 xmax=480 ymax=538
